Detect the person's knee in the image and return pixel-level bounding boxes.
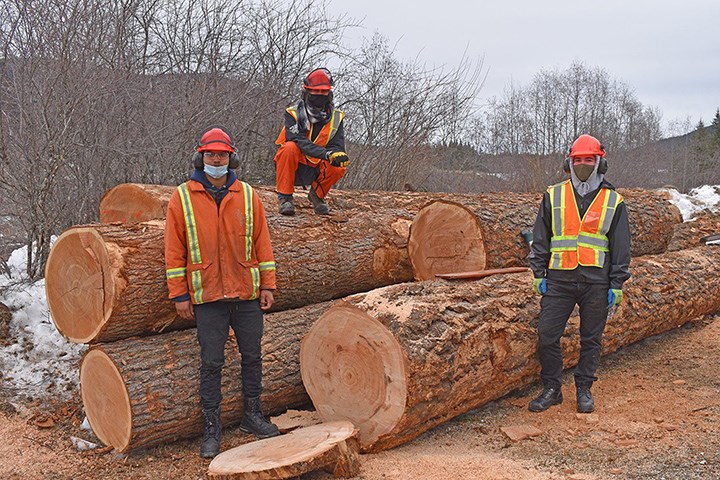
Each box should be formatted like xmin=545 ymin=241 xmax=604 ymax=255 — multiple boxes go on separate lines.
xmin=276 ymin=141 xmax=301 ymax=162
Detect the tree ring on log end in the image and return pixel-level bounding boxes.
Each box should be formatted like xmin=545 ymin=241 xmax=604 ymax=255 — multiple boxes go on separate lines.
xmin=80 ymin=349 xmax=132 ymax=451
xmin=408 ymin=200 xmax=486 ymax=280
xmin=45 ymin=227 xmax=114 ymax=343
xmin=300 ymin=304 xmax=406 ymax=448
xmin=208 ymin=421 xmax=357 ymax=478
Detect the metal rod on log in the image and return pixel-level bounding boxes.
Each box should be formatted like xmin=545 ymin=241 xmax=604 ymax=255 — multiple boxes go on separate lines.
xmin=79 ymin=302 xmax=331 ymax=452
xmin=300 ymin=246 xmax=720 ymax=453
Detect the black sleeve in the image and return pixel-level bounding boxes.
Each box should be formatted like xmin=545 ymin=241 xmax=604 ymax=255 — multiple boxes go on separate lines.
xmin=529 ymin=192 xmax=552 ymax=278
xmin=608 ymin=201 xmax=631 ymax=290
xmin=283 ymin=111 xmax=331 ymax=160
xmin=325 ymin=120 xmax=346 ymax=153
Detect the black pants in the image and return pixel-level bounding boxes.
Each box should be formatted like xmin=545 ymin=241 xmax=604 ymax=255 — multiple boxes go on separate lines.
xmin=195 ymin=300 xmax=264 ymax=410
xmin=537 ymin=281 xmax=609 ymax=389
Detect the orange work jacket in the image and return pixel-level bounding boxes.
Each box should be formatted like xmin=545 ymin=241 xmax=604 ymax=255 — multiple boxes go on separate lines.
xmin=165 ymin=179 xmax=276 ymax=304
xmin=275 ymin=105 xmax=344 ymax=165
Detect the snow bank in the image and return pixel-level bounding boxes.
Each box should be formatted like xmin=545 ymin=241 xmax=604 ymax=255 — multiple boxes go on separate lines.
xmin=0 ymin=242 xmax=86 ymax=402
xmin=666 ymin=185 xmax=720 ymax=221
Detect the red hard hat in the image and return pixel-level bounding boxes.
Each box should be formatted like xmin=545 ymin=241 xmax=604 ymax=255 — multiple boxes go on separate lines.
xmin=303 ymin=68 xmax=333 ymax=91
xmin=570 ymin=134 xmax=605 ymax=158
xmin=197 ymin=128 xmax=235 ymax=153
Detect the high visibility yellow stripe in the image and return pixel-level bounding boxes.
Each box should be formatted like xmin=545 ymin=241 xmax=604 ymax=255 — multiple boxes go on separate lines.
xmin=250 ymin=267 xmax=260 ymax=300
xmin=259 ymin=261 xmax=276 ymax=271
xmin=178 ymin=184 xmax=202 ymax=265
xmin=166 ymin=267 xmax=186 ymax=279
xmin=192 ymin=270 xmax=203 ymax=303
xmin=243 ymin=182 xmax=253 ymax=261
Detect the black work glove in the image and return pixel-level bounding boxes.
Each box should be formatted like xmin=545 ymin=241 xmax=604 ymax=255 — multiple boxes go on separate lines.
xmin=328 ymin=151 xmax=350 ymax=168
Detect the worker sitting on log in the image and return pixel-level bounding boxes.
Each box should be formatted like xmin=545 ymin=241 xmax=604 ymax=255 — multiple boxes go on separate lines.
xmin=528 ymin=134 xmax=631 ymax=414
xmin=165 ymin=126 xmax=281 ymax=459
xmin=273 ymin=67 xmax=349 ymax=216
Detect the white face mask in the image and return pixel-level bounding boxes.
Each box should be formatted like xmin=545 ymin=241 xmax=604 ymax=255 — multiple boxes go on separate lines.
xmin=204 ymin=164 xmax=228 ymax=178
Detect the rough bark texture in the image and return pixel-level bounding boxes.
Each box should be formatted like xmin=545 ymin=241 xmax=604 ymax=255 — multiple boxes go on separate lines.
xmin=99 ymin=184 xmax=174 ymax=223
xmin=667 ymin=210 xmax=720 ymax=251
xmin=301 ymin=246 xmax=720 ymax=452
xmin=81 ymin=302 xmax=331 ymax=452
xmin=0 ymin=302 xmax=10 ymax=346
xmin=207 ymin=422 xmax=360 ymax=479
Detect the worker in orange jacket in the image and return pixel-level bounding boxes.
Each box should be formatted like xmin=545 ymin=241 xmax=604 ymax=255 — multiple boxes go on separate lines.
xmin=274 ymin=67 xmax=350 ymax=215
xmin=165 ymin=126 xmax=280 ymax=459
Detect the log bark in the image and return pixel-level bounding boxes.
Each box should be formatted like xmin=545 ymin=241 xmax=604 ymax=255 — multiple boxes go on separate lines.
xmin=99 ymin=184 xmax=174 ymax=223
xmin=207 ymin=422 xmax=360 ymax=479
xmin=79 ymin=301 xmax=331 ymax=452
xmin=300 ymin=246 xmax=720 ymax=452
xmin=667 ymin=210 xmax=720 ymax=251
xmin=408 ymin=189 xmax=682 ymax=279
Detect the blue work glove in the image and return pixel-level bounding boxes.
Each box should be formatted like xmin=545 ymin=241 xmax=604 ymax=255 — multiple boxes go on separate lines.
xmin=608 ymin=288 xmax=623 ymax=307
xmin=532 ymin=278 xmax=547 ymax=295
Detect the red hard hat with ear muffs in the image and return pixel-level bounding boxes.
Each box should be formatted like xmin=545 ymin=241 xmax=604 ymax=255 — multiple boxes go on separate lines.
xmin=562 ymin=134 xmax=608 ymax=174
xmin=192 ymin=126 xmax=240 ymax=169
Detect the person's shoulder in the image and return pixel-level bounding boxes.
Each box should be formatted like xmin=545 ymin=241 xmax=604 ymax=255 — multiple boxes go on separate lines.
xmin=601 ymin=179 xmax=617 ymax=190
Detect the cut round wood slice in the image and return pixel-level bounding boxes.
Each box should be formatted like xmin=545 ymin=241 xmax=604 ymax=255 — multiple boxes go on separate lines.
xmin=300 ymin=304 xmax=407 ymax=449
xmin=99 ymin=183 xmax=173 ymax=223
xmin=408 ymin=200 xmax=486 ymax=280
xmin=208 ymin=421 xmax=360 ymax=479
xmin=80 ymin=349 xmax=133 ymax=452
xmin=44 ymin=227 xmax=115 ymax=343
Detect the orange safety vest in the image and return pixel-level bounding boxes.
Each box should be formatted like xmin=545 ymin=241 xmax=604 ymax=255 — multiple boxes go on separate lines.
xmin=275 ymin=105 xmax=344 ymax=165
xmin=548 ymin=180 xmax=623 ymax=270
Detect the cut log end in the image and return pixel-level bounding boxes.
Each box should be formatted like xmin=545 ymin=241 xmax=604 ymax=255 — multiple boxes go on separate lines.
xmin=45 ymin=227 xmax=113 ymax=343
xmin=99 ymin=183 xmax=170 ymax=224
xmin=208 ymin=421 xmax=360 ymax=479
xmin=80 ymin=349 xmax=132 ymax=452
xmin=408 ymin=201 xmax=486 ymax=280
xmin=300 ymin=304 xmax=407 ymax=449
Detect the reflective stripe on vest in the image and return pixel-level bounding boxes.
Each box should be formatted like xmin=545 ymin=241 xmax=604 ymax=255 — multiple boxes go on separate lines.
xmin=242 ymin=182 xmax=260 ymax=300
xmin=276 ymin=106 xmax=344 ymax=163
xmin=177 ymin=183 xmax=204 ymax=303
xmin=548 ymin=180 xmax=621 ymax=270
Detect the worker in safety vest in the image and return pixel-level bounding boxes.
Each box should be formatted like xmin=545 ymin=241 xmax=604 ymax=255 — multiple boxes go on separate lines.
xmin=274 ymin=67 xmax=349 ymax=215
xmin=528 ymin=134 xmax=631 ymax=414
xmin=165 ymin=126 xmax=280 ymax=459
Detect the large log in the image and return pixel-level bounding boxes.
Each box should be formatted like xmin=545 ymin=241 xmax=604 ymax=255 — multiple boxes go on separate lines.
xmin=300 ymin=246 xmax=720 ymax=452
xmin=408 ymin=188 xmax=682 ymax=280
xmin=100 ymin=184 xmax=174 ymax=223
xmin=79 ymin=301 xmax=330 ymax=452
xmin=207 ymin=422 xmax=360 ymax=479
xmin=667 ymin=210 xmax=720 ymax=251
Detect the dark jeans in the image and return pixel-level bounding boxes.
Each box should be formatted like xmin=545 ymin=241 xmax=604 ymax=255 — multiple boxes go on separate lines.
xmin=537 ymin=281 xmax=609 ymax=389
xmin=195 ymin=300 xmax=264 ymax=410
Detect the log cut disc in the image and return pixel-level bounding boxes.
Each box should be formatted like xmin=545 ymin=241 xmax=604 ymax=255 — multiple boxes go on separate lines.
xmin=100 ymin=183 xmax=172 ymax=223
xmin=44 ymin=228 xmax=114 ymax=343
xmin=408 ymin=200 xmax=486 ymax=280
xmin=208 ymin=421 xmax=359 ymax=479
xmin=80 ymin=349 xmax=132 ymax=452
xmin=300 ymin=305 xmax=407 ymax=447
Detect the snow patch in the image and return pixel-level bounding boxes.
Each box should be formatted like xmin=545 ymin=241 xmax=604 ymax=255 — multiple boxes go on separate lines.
xmin=665 ymin=185 xmax=720 ymax=221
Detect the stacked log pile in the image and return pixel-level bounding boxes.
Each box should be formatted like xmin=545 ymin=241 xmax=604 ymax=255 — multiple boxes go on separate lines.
xmin=44 ymin=181 xmax=719 ymax=462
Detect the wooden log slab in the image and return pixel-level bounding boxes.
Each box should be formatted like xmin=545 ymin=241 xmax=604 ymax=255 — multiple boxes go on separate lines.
xmin=207 ymin=421 xmax=360 ymax=479
xmin=408 ymin=188 xmax=682 ymax=280
xmin=667 ymin=210 xmax=720 ymax=251
xmin=300 ymin=246 xmax=720 ymax=452
xmin=80 ymin=302 xmax=331 ymax=452
xmin=100 ymin=184 xmax=174 ymax=223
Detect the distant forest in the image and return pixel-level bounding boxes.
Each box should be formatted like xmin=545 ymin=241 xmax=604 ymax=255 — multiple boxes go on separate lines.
xmin=1 ymin=0 xmax=719 ymax=277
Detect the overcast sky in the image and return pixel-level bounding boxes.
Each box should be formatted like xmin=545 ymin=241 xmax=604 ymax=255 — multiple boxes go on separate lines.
xmin=328 ymin=0 xmax=720 ymax=134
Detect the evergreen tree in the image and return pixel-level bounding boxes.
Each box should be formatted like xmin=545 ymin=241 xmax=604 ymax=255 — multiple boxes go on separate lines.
xmin=711 ymin=108 xmax=720 ymax=151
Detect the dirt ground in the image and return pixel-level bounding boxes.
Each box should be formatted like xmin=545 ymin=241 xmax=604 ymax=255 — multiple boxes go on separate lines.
xmin=1 ymin=314 xmax=718 ymax=480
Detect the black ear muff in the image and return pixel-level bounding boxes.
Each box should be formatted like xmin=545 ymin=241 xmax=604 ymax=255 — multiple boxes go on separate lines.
xmin=228 ymin=152 xmax=240 ymax=169
xmin=598 ymin=156 xmax=608 ymax=174
xmin=563 ymin=157 xmax=571 ymax=173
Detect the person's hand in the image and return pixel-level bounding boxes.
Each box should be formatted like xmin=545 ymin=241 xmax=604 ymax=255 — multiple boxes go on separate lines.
xmin=175 ymin=300 xmax=194 ymax=320
xmin=328 ymin=151 xmax=350 ymax=168
xmin=608 ymin=288 xmax=623 ymax=307
xmin=532 ymin=278 xmax=547 ymax=295
xmin=260 ymin=289 xmax=275 ymax=311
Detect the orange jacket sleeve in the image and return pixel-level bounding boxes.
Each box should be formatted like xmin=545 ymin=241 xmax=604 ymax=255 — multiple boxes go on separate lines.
xmin=164 ymin=188 xmax=190 ymax=300
xmin=252 ymin=189 xmax=277 ymax=290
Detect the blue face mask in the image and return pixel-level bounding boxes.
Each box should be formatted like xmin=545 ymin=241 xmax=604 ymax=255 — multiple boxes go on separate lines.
xmin=204 ymin=164 xmax=228 ymax=179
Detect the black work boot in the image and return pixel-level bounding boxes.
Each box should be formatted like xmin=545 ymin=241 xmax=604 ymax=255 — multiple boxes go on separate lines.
xmin=199 ymin=407 xmax=222 ymax=458
xmin=576 ymin=386 xmax=595 ymax=413
xmin=528 ymin=386 xmax=563 ymax=412
xmin=278 ymin=194 xmax=295 ymax=216
xmin=239 ymin=396 xmax=281 ymax=438
xmin=308 ymin=188 xmax=330 ymax=215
